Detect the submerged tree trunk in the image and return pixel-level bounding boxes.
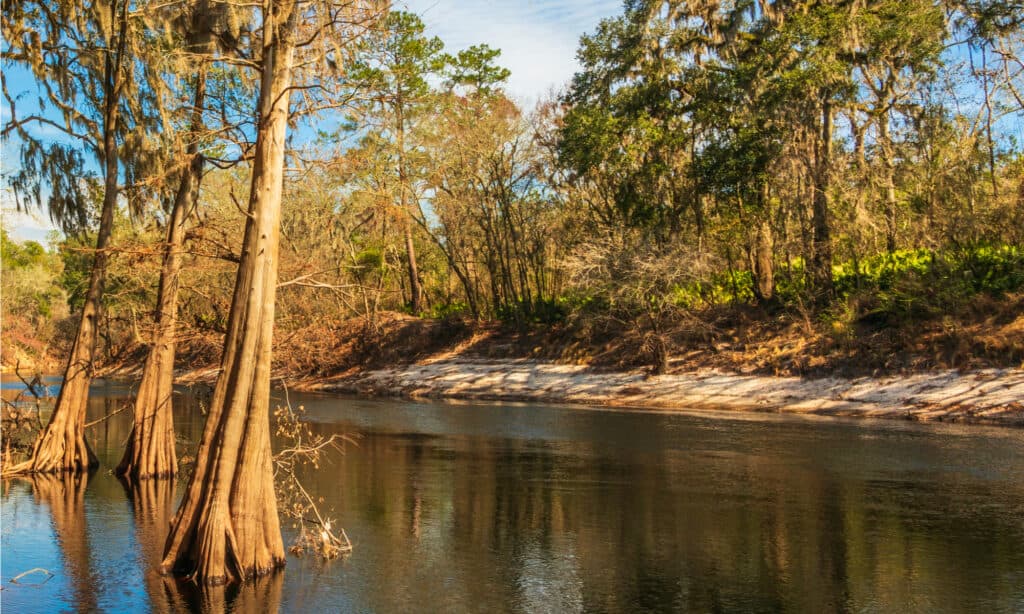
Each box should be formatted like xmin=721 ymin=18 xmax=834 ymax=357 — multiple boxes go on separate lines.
xmin=160 ymin=2 xmax=295 ymax=584
xmin=8 ymin=0 xmax=133 ymax=476
xmin=117 ymin=71 xmax=207 ymax=481
xmin=12 ymin=104 xmax=122 ymax=476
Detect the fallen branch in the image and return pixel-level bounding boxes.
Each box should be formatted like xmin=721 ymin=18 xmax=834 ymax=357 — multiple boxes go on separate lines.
xmin=83 ymin=402 xmax=130 ymax=428
xmin=12 ymin=361 xmax=48 ymax=429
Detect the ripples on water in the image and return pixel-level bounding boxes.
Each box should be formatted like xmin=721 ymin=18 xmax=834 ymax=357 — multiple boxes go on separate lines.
xmin=2 ymin=379 xmax=1024 ymax=612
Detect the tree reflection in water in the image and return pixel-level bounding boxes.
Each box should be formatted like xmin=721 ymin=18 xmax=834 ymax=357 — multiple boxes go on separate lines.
xmin=166 ymin=568 xmax=285 ymax=613
xmin=4 ymin=391 xmax=1024 ymax=612
xmin=120 ymin=477 xmax=185 ymax=613
xmin=29 ymin=473 xmax=98 ymax=613
xmin=119 ymin=476 xmax=286 ymax=613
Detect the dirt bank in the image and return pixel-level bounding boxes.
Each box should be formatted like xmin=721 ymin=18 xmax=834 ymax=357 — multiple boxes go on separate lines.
xmin=19 ymin=307 xmax=1021 ymax=427
xmin=295 ymin=359 xmax=1024 ymax=427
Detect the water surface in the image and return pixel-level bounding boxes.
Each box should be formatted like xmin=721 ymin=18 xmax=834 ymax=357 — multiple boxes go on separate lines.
xmin=2 ymin=379 xmax=1023 ymax=612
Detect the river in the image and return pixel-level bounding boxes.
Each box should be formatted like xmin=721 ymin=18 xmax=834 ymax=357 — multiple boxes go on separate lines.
xmin=2 ymin=378 xmax=1024 ymax=612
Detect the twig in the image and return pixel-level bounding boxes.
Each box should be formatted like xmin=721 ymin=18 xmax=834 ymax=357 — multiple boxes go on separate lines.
xmin=271 ymin=386 xmax=355 ymax=558
xmin=13 ymin=361 xmax=46 ymax=428
xmin=83 ymin=403 xmax=130 ymax=428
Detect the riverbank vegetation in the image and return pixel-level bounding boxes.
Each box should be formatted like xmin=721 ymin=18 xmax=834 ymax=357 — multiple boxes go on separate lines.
xmin=1 ymin=0 xmax=1022 ymax=583
xmin=4 ymin=2 xmax=1023 ymax=380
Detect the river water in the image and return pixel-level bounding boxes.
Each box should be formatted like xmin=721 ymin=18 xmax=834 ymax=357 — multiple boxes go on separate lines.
xmin=2 ymin=378 xmax=1023 ymax=613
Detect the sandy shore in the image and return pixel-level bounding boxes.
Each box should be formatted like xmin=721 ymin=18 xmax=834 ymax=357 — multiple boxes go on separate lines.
xmin=295 ymin=359 xmax=1024 ymax=426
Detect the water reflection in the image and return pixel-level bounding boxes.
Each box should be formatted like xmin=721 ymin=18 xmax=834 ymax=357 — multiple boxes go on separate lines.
xmin=2 ymin=384 xmax=1024 ymax=612
xmin=294 ymin=401 xmax=1024 ymax=613
xmin=117 ymin=474 xmax=286 ymax=613
xmin=29 ymin=473 xmax=97 ymax=613
xmin=158 ymin=570 xmax=285 ymax=614
xmin=120 ymin=477 xmax=183 ymax=613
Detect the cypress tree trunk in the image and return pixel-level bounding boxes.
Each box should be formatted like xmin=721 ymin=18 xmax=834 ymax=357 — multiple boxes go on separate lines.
xmin=160 ymin=1 xmax=295 ymax=584
xmin=117 ymin=70 xmax=207 ymax=481
xmin=12 ymin=100 xmax=121 ymax=476
xmin=6 ymin=0 xmax=132 ymax=476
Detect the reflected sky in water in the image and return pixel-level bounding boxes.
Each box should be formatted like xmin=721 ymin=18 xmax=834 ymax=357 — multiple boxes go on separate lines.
xmin=3 ymin=379 xmax=1024 ymax=612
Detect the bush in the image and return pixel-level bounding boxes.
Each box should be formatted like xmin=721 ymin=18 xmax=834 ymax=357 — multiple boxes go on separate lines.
xmin=629 ymin=243 xmax=1023 ymax=333
xmin=833 ymin=244 xmax=1024 ymax=327
xmin=430 ymin=301 xmax=471 ymax=320
xmin=0 ymin=230 xmax=67 ymax=323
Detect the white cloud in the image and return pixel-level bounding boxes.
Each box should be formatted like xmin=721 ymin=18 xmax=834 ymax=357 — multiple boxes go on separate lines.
xmin=401 ymin=0 xmax=623 ymax=104
xmin=0 ymin=204 xmax=57 ymax=243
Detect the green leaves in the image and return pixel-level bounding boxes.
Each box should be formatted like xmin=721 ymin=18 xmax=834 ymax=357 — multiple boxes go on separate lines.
xmin=0 ymin=230 xmax=66 ymax=320
xmin=443 ymin=44 xmax=510 ymax=95
xmin=348 ymin=11 xmax=445 ymax=109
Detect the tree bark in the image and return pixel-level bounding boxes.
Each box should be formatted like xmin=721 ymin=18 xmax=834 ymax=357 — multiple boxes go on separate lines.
xmin=117 ymin=70 xmax=207 ymax=481
xmin=403 ymin=224 xmax=422 ymax=313
xmin=395 ymin=103 xmax=423 ymax=314
xmin=810 ymin=97 xmax=834 ymax=300
xmin=878 ymin=106 xmax=898 ymax=254
xmin=752 ymin=183 xmax=774 ymax=302
xmin=160 ymin=1 xmax=294 ymax=584
xmin=753 ymin=219 xmax=774 ymax=302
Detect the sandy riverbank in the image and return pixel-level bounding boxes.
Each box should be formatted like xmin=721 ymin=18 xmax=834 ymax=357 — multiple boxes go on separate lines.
xmin=291 ymin=359 xmax=1024 ymax=426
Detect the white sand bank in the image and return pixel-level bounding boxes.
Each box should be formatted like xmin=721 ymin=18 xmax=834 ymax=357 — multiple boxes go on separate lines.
xmin=303 ymin=359 xmax=1024 ymax=426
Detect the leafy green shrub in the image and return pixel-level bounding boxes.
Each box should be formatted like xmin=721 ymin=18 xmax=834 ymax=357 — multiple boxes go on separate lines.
xmin=529 ymin=298 xmax=569 ymax=324
xmin=834 ymin=244 xmax=1024 ymax=326
xmin=672 ymin=270 xmax=755 ymax=308
xmin=430 ymin=301 xmax=470 ymax=320
xmin=955 ymin=244 xmax=1024 ymax=294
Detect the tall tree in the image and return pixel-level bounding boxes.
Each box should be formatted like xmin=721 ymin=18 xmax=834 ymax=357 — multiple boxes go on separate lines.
xmin=159 ymin=0 xmax=297 ymax=582
xmin=853 ymin=0 xmax=944 ymax=253
xmin=160 ymin=0 xmax=379 ymax=583
xmin=424 ymin=85 xmax=560 ymax=322
xmin=3 ymin=0 xmax=155 ymax=474
xmin=348 ymin=11 xmax=445 ymax=314
xmin=116 ymin=0 xmax=232 ymax=480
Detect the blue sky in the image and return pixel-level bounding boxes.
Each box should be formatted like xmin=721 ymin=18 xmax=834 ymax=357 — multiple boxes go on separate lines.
xmin=402 ymin=0 xmax=622 ymax=103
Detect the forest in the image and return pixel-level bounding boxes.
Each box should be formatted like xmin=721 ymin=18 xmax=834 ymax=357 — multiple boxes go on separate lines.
xmin=1 ymin=0 xmax=1023 ymax=586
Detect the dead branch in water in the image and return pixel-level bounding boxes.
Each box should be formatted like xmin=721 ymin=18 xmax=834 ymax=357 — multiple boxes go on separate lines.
xmin=12 ymin=361 xmax=49 ymax=429
xmin=273 ymin=381 xmax=358 ymax=559
xmin=83 ymin=402 xmax=130 ymax=429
